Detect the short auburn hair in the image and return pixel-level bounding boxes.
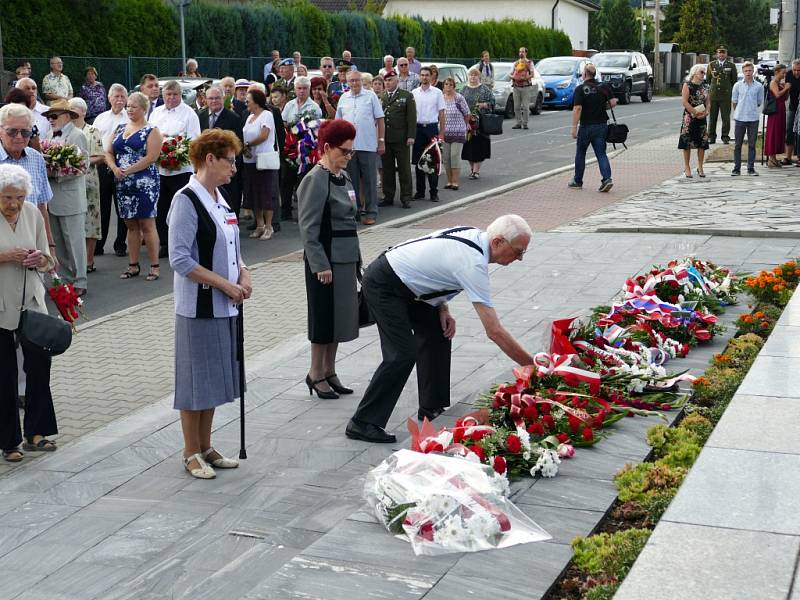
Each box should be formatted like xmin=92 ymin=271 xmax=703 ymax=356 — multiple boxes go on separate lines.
xmin=189 ymin=129 xmax=242 ymax=170
xmin=317 ymin=119 xmax=356 ymax=154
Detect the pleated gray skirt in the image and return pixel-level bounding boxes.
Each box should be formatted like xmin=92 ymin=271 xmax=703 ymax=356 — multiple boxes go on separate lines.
xmin=174 ymin=314 xmax=241 ymax=411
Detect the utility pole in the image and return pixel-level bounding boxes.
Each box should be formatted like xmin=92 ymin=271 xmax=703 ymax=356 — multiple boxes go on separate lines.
xmin=172 ymin=0 xmax=191 ymax=73
xmin=653 ymin=0 xmax=661 ymax=92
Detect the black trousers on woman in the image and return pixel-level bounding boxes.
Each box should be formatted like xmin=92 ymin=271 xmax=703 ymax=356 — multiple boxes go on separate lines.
xmin=351 ymin=254 xmax=451 ymax=429
xmin=0 ymin=329 xmax=58 ymax=451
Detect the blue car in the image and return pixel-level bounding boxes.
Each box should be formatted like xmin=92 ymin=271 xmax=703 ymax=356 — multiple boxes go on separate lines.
xmin=536 ymin=56 xmax=588 ymax=109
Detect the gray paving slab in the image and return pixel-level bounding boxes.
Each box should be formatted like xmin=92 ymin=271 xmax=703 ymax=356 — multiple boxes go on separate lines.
xmin=615 ymin=522 xmax=799 ymax=600
xmin=707 ymin=394 xmax=800 ymax=455
xmin=517 ymin=504 xmax=604 ymax=546
xmin=737 ymin=354 xmax=800 ymax=398
xmin=760 ymin=324 xmax=800 ymax=358
xmin=516 ymin=475 xmax=618 ymax=512
xmin=662 ymin=446 xmax=800 ymax=535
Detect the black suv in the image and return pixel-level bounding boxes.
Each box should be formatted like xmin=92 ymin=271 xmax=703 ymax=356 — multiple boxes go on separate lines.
xmin=591 ymin=51 xmax=653 ymax=104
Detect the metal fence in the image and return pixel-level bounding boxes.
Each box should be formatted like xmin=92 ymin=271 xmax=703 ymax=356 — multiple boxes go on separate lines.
xmin=7 ymin=55 xmax=501 ymax=92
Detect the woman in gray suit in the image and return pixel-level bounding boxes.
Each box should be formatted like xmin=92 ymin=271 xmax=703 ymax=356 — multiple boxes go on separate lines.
xmin=297 ymin=119 xmax=360 ymax=399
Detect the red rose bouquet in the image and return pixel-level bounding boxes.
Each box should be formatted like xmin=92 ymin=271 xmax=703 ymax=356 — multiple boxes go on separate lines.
xmin=47 ymin=274 xmax=84 ymax=331
xmin=158 ymin=135 xmax=191 ymax=171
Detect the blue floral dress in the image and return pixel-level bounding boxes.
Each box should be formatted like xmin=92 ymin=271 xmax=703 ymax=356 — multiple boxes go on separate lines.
xmin=112 ymin=124 xmax=160 ymax=219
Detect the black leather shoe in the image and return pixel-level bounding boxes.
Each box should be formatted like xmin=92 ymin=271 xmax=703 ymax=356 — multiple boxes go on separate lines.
xmin=114 ymin=247 xmax=127 ymax=257
xmin=417 ymin=407 xmax=445 ymax=421
xmin=401 ymin=201 xmax=411 ymax=209
xmin=158 ymin=246 xmax=169 ymax=259
xmin=413 ymin=193 xmax=425 ymax=200
xmin=345 ymin=419 xmax=396 ymax=443
xmin=378 ymin=198 xmax=394 ymax=207
xmin=272 ymin=222 xmax=281 ymax=233
xmin=94 ymin=246 xmax=105 ymax=256
xmin=429 ymin=195 xmax=439 ymax=202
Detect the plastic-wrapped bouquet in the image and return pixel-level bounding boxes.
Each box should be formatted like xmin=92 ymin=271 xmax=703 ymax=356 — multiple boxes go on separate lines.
xmin=40 ymin=140 xmax=87 ymax=178
xmin=158 ymin=135 xmax=191 ymax=171
xmin=365 ymin=449 xmax=550 ymax=555
xmin=47 ymin=274 xmax=85 ymax=332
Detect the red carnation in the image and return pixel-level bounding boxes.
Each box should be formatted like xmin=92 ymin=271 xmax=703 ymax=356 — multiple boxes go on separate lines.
xmin=567 ymin=414 xmax=582 ymax=433
xmin=527 ymin=422 xmax=545 ymax=436
xmin=582 ymin=427 xmax=594 ymax=442
xmin=668 ymin=280 xmax=680 ymax=288
xmin=492 ymin=456 xmax=507 ymax=475
xmin=542 ymin=415 xmax=555 ymax=431
xmin=470 ymin=429 xmax=491 ymax=442
xmin=556 ymin=432 xmax=569 ymax=443
xmin=593 ymin=411 xmax=606 ymax=428
xmin=506 ymin=434 xmax=522 ymax=453
xmin=522 ymin=405 xmax=539 ymax=421
xmin=452 ymin=429 xmax=464 ymax=444
xmin=538 ymin=403 xmax=551 ymax=415
xmin=471 ymin=446 xmax=485 ymax=462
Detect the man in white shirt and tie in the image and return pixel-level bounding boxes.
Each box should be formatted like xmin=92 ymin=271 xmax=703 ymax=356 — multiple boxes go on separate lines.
xmin=149 ymin=80 xmax=201 ymax=258
xmin=140 ymin=74 xmax=163 ymax=120
xmin=411 ymin=67 xmax=446 ymax=202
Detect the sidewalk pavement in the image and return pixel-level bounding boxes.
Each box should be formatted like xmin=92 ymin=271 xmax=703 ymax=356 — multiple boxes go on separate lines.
xmin=10 ymin=132 xmax=682 ymax=474
xmin=2 ymin=132 xmax=798 ymax=598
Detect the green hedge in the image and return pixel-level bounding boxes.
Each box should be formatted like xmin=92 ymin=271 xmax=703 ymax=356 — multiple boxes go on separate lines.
xmin=3 ymin=0 xmax=572 ymax=63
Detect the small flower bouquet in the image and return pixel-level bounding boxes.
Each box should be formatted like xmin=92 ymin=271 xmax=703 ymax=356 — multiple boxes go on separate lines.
xmin=40 ymin=140 xmax=87 ymax=178
xmin=365 ymin=449 xmax=551 ymax=555
xmin=158 ymin=135 xmax=191 ymax=171
xmin=284 ymin=111 xmax=323 ymax=174
xmin=417 ymin=137 xmax=443 ymax=175
xmin=47 ymin=274 xmax=84 ymax=332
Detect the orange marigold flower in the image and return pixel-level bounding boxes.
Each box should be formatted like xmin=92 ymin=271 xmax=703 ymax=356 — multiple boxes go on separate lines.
xmin=773 ymin=285 xmax=781 ymax=292
xmin=761 ymin=321 xmax=770 ymax=329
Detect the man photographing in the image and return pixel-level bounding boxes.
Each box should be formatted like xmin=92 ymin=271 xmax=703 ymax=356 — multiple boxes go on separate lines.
xmin=346 ymin=214 xmax=535 ymax=444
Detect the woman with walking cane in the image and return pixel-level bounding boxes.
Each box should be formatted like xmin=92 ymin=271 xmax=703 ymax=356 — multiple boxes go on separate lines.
xmin=168 ymin=129 xmax=252 ymax=479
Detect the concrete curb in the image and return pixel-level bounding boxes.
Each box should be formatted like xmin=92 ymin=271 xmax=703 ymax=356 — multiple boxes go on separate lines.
xmin=594 ymin=226 xmax=800 ymax=239
xmin=368 ymin=148 xmax=626 ymax=231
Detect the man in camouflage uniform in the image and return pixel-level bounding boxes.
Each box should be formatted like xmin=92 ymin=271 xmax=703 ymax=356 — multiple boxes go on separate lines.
xmin=706 ymin=46 xmax=738 ymax=144
xmin=379 ymin=69 xmax=417 ymax=209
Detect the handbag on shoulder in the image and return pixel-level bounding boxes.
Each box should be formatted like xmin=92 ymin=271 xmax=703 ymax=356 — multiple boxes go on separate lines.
xmin=17 ymin=269 xmax=72 ymax=356
xmin=256 ymin=150 xmax=280 ymax=170
xmin=763 ymin=90 xmax=777 ymax=115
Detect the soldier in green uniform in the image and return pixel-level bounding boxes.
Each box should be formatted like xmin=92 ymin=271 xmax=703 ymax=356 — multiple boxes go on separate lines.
xmin=378 ymin=69 xmax=417 ymax=209
xmin=706 ymin=46 xmax=738 ymax=144
xmin=275 ymin=58 xmax=296 ymax=101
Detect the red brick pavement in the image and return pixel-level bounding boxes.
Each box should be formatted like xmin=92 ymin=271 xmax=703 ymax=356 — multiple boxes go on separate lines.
xmin=417 ymin=157 xmax=680 ymax=232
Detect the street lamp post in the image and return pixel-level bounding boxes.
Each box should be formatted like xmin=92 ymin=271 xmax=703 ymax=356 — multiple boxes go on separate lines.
xmin=172 ymin=0 xmax=191 ymax=73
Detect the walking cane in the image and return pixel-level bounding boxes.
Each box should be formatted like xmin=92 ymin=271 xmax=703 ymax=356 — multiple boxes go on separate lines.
xmin=237 ymin=302 xmax=247 ymax=460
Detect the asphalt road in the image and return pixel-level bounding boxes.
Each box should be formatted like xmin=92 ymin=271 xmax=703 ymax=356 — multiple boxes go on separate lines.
xmin=82 ymin=95 xmax=684 ymax=319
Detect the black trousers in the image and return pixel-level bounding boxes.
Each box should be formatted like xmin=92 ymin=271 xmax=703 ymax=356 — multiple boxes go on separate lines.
xmin=156 ymin=172 xmax=192 ymax=250
xmin=222 ymin=160 xmax=243 ymax=216
xmin=0 ymin=329 xmax=58 ymax=451
xmin=97 ymin=164 xmax=127 ymax=253
xmin=381 ymin=140 xmax=413 ymax=203
xmin=412 ymin=123 xmax=440 ymax=198
xmin=352 ymin=255 xmax=451 ymax=428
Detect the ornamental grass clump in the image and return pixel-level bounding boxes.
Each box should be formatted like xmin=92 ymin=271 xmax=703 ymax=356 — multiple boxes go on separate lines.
xmin=571 ymin=529 xmax=651 ymax=581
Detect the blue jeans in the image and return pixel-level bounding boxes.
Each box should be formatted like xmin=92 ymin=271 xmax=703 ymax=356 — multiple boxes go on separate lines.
xmin=573 ymin=123 xmax=611 ymax=185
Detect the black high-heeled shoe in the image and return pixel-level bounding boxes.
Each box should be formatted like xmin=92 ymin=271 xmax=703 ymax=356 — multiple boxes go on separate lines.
xmin=306 ymin=374 xmax=339 ymax=399
xmin=325 ymin=373 xmax=353 ymax=395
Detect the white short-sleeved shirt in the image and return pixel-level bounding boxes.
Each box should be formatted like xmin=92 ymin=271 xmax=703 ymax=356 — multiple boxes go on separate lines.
xmin=242 ymin=109 xmax=276 ymax=164
xmin=386 ymin=227 xmax=492 ymax=307
xmin=412 ymin=85 xmax=446 ymax=124
xmin=149 ymin=102 xmax=201 ymax=176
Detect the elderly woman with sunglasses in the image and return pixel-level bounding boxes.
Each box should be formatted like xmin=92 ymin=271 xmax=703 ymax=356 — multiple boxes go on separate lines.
xmin=0 ymin=164 xmax=58 ymax=462
xmin=297 ymin=119 xmax=361 ymax=400
xmin=679 ymin=64 xmax=711 ymax=178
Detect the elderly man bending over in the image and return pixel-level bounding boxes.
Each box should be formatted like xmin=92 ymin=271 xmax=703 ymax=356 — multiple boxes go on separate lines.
xmin=347 ymin=214 xmax=534 ymax=443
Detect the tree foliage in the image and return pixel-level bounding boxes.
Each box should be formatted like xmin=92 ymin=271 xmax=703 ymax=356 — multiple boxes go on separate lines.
xmin=661 ymin=0 xmax=684 ymax=42
xmin=673 ymin=0 xmax=717 ymax=54
xmin=592 ymin=0 xmax=640 ymax=51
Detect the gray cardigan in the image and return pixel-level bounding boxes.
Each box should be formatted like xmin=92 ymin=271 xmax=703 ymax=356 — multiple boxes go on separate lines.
xmin=167 ymin=183 xmax=241 ymax=318
xmin=297 ymin=165 xmax=360 ymax=272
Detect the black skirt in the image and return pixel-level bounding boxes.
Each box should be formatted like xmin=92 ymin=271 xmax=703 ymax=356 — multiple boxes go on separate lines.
xmin=304 ymin=256 xmax=359 ymax=344
xmin=461 ymin=133 xmax=491 ymax=162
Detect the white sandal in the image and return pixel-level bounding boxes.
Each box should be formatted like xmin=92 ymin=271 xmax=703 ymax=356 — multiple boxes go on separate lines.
xmin=183 ymin=453 xmax=216 ymax=479
xmin=202 ymin=447 xmax=239 ymax=469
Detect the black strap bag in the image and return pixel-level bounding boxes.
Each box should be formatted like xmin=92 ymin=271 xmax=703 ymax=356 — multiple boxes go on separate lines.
xmin=606 ymin=107 xmax=629 ymax=149
xmin=17 ymin=269 xmax=72 ymax=357
xmin=478 ymin=112 xmax=504 ymax=136
xmin=763 ymin=89 xmax=777 ymax=115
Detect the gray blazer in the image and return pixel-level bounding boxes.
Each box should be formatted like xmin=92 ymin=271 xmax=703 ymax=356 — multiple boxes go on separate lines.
xmin=297 ymin=165 xmax=360 ymax=272
xmin=45 ymin=122 xmax=88 ymax=216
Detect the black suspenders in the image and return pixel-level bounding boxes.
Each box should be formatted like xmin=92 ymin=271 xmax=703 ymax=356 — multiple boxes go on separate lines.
xmin=387 ymin=226 xmax=484 ymax=301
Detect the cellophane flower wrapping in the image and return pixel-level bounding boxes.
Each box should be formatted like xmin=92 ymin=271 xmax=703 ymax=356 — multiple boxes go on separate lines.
xmin=364 ymin=449 xmax=550 ymax=555
xmin=158 ymin=135 xmax=191 ymax=171
xmin=40 ymin=140 xmax=87 ymax=178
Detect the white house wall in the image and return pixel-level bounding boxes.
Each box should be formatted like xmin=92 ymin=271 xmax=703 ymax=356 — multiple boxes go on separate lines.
xmin=383 ymin=0 xmax=590 ymax=52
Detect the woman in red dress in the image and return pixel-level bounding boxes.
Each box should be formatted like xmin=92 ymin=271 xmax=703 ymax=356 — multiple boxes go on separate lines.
xmin=765 ymin=64 xmax=791 ymax=167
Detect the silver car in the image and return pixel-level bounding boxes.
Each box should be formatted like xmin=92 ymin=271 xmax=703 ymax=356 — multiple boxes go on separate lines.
xmin=473 ymin=62 xmax=545 ymax=118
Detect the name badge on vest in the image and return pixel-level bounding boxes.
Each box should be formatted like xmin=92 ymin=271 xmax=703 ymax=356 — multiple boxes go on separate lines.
xmin=347 ymin=190 xmax=357 ymax=204
xmin=224 ymin=212 xmax=238 ymax=225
